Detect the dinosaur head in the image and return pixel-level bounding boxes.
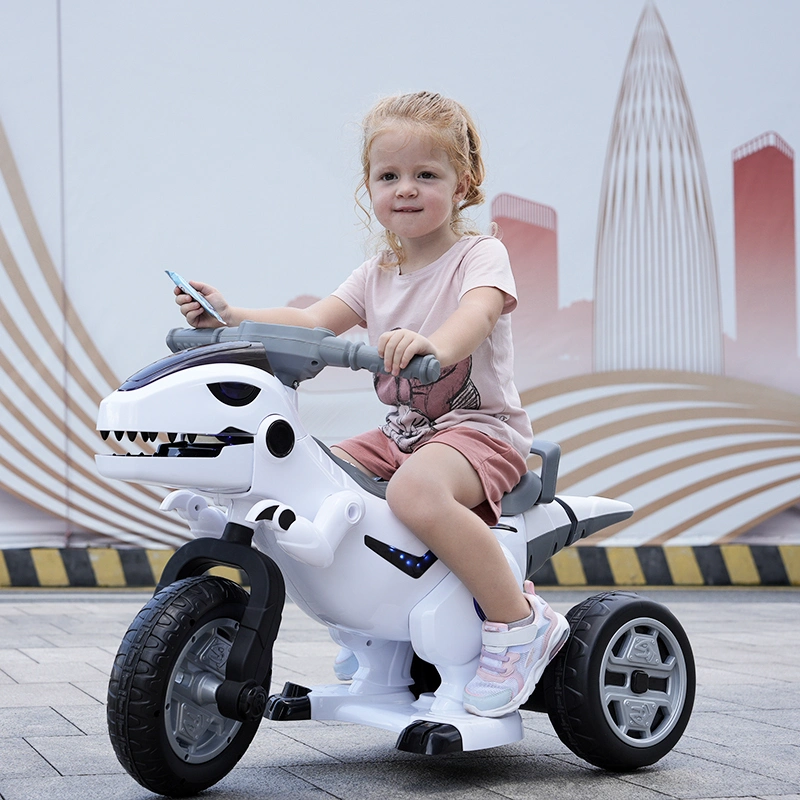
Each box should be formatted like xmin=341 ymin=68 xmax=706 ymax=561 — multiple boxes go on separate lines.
xmin=95 ymin=341 xmax=302 ymax=494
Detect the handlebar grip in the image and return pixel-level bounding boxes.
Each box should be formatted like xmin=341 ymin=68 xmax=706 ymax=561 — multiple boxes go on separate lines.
xmin=318 ymin=339 xmax=440 ymax=385
xmin=404 ymin=353 xmax=441 ymax=384
xmin=354 ymin=346 xmax=441 ymax=384
xmin=166 ymin=327 xmax=234 ymax=352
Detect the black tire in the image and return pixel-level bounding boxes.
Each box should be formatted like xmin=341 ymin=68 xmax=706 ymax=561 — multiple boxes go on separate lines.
xmin=108 ymin=576 xmax=260 ymax=797
xmin=543 ymin=591 xmax=695 ymax=771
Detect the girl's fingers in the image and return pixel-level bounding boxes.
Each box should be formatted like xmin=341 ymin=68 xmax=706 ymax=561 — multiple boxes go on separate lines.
xmin=378 ymin=329 xmax=433 ymax=375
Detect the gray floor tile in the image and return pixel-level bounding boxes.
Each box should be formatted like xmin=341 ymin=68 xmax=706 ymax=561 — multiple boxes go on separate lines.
xmin=0 ymin=774 xmax=155 ymax=800
xmin=0 ymin=660 xmax=109 ymax=684
xmin=612 ymin=749 xmax=796 ymax=798
xmin=0 ymin=682 xmax=100 ymax=708
xmin=0 ymin=738 xmax=61 ymax=778
xmin=237 ymin=724 xmax=343 ymax=768
xmin=0 ymin=707 xmax=84 ymax=739
xmin=25 ymin=733 xmax=125 ymax=777
xmin=285 ymin=760 xmax=505 ymax=799
xmin=68 ymin=680 xmax=110 ymax=703
xmin=52 ymin=703 xmax=108 ymax=736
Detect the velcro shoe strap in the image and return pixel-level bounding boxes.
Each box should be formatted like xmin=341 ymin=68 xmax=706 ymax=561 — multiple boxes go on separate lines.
xmin=482 ymin=623 xmax=539 ymax=649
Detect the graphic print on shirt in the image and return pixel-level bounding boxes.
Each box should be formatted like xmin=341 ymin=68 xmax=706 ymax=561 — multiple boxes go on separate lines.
xmin=375 ymin=355 xmax=481 ymax=452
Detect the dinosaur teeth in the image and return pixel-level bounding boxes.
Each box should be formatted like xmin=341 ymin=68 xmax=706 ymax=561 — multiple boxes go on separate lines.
xmin=103 ymin=431 xmax=214 ymax=446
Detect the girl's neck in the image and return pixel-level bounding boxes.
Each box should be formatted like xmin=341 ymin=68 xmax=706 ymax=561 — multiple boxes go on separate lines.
xmin=397 ymin=229 xmax=461 ymax=274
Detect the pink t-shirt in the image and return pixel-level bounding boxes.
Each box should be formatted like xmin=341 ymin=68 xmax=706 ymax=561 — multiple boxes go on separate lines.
xmin=332 ymin=236 xmax=533 ymax=458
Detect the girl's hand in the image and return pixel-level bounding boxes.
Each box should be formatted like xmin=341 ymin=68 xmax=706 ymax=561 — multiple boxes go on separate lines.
xmin=174 ymin=280 xmax=230 ymax=328
xmin=377 ymin=328 xmax=438 ymax=376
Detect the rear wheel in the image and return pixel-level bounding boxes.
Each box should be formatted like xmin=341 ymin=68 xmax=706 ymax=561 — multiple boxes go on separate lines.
xmin=108 ymin=576 xmax=260 ymax=796
xmin=543 ymin=591 xmax=695 ymax=770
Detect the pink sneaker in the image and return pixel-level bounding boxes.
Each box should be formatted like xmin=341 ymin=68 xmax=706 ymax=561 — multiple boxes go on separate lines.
xmin=463 ymin=581 xmax=570 ymax=718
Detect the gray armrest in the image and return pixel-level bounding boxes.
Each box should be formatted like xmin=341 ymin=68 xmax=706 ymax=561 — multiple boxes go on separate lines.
xmin=529 ymin=440 xmax=560 ymax=504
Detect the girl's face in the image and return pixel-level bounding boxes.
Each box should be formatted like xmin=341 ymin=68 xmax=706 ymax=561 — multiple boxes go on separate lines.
xmin=368 ymin=127 xmax=468 ymax=251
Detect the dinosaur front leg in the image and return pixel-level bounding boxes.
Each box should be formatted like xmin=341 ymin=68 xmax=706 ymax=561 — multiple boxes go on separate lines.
xmin=246 ymin=491 xmax=365 ymax=568
xmin=160 ymin=490 xmax=227 ymax=538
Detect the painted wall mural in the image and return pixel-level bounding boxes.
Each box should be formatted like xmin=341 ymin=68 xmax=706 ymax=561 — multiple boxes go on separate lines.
xmin=0 ymin=2 xmax=798 ymax=548
xmin=495 ymin=6 xmax=800 ymax=547
xmin=0 ymin=119 xmax=188 ymax=548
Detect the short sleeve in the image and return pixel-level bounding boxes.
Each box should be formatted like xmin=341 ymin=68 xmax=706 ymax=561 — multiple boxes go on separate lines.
xmin=458 ymin=237 xmax=518 ymax=314
xmin=331 ymin=260 xmax=370 ymax=320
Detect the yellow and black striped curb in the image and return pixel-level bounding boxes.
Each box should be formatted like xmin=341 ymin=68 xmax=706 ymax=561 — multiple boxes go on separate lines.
xmin=0 ymin=548 xmax=245 ymax=589
xmin=0 ymin=544 xmax=798 ymax=588
xmin=530 ymin=544 xmax=800 ymax=587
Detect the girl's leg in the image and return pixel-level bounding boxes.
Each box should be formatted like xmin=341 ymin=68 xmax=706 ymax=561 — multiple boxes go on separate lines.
xmin=384 ymin=442 xmax=530 ymax=624
xmin=386 ymin=441 xmax=569 ymax=718
xmin=330 ymin=446 xmax=379 ymax=477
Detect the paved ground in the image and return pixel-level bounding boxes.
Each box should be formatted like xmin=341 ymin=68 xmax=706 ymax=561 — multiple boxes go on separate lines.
xmin=0 ymin=587 xmax=797 ymax=800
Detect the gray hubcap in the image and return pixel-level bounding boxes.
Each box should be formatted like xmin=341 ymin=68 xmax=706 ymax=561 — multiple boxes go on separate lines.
xmin=599 ymin=616 xmax=688 ymax=747
xmin=165 ymin=617 xmax=243 ymax=763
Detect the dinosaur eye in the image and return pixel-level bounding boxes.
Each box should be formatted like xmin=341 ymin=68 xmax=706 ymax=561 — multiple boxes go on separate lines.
xmin=265 ymin=418 xmax=294 ymax=458
xmin=208 ymin=382 xmax=261 ymax=407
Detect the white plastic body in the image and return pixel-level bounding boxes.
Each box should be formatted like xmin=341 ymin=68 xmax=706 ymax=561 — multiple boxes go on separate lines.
xmin=96 ymin=356 xmax=632 ymax=749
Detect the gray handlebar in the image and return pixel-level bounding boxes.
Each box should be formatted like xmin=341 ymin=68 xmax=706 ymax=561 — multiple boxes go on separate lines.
xmin=166 ymin=322 xmax=441 ymax=386
xmin=316 ymin=336 xmax=440 ymax=385
xmin=166 ymin=327 xmax=235 ymax=350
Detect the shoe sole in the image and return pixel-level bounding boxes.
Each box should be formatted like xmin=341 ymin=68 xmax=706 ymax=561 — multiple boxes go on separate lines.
xmin=463 ymin=612 xmax=571 ymax=718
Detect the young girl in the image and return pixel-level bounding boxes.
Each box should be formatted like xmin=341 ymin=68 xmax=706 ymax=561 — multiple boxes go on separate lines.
xmin=175 ymin=91 xmax=569 ymax=718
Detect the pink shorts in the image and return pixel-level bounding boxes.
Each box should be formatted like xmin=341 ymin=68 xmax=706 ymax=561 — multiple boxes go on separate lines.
xmin=335 ymin=427 xmax=528 ymax=525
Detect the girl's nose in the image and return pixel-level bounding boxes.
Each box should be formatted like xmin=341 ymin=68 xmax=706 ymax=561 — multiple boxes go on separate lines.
xmin=395 ymin=178 xmax=417 ymax=197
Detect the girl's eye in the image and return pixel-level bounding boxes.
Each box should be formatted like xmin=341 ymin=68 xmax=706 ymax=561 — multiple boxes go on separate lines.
xmin=418 ymin=172 xmax=436 ymax=180
xmin=379 ymin=172 xmax=397 ymax=181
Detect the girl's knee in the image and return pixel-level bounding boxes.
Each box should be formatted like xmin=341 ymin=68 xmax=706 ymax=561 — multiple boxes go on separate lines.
xmin=386 ymin=469 xmax=444 ymax=522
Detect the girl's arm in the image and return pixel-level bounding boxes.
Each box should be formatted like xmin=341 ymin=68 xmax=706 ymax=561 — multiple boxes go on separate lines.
xmin=175 ymin=281 xmax=363 ymax=335
xmin=378 ymin=286 xmax=506 ymax=375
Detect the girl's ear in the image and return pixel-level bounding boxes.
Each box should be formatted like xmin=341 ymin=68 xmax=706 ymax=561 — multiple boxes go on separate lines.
xmin=453 ymin=173 xmax=470 ymax=205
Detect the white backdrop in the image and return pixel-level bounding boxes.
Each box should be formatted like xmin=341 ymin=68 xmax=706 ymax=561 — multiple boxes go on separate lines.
xmin=1 ymin=0 xmax=799 ymax=544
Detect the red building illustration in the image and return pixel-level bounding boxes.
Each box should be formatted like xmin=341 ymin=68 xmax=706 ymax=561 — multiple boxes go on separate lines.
xmin=492 ymin=194 xmax=558 ymax=321
xmin=492 ymin=193 xmax=592 ymax=390
xmin=727 ymin=132 xmax=799 ymax=394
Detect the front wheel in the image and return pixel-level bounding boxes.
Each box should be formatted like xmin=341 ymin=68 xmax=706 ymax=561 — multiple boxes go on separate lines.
xmin=107 ymin=576 xmax=260 ymax=797
xmin=543 ymin=591 xmax=695 ymax=771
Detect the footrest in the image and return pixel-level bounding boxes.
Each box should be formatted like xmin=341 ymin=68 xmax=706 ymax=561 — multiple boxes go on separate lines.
xmin=396 ymin=720 xmax=463 ymax=755
xmin=266 ymin=682 xmax=312 ymax=721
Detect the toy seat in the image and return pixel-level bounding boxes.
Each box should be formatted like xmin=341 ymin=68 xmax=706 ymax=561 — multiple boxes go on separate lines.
xmin=318 ymin=439 xmax=560 ymax=516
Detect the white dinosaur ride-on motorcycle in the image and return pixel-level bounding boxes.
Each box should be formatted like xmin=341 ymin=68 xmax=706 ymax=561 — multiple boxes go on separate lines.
xmin=96 ymin=321 xmax=695 ymax=797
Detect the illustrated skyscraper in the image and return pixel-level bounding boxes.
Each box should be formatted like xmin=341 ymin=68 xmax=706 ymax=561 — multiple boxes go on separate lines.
xmin=728 ymin=132 xmax=798 ymax=392
xmin=594 ymin=4 xmax=723 ymax=373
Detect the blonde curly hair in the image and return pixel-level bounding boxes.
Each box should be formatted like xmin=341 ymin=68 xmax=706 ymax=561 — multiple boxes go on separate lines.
xmin=356 ymin=91 xmax=486 ymax=267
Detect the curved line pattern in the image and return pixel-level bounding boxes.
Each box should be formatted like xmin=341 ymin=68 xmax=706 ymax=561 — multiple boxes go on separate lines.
xmin=522 ymin=371 xmax=800 ymax=547
xmin=0 ymin=118 xmax=187 ymax=546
